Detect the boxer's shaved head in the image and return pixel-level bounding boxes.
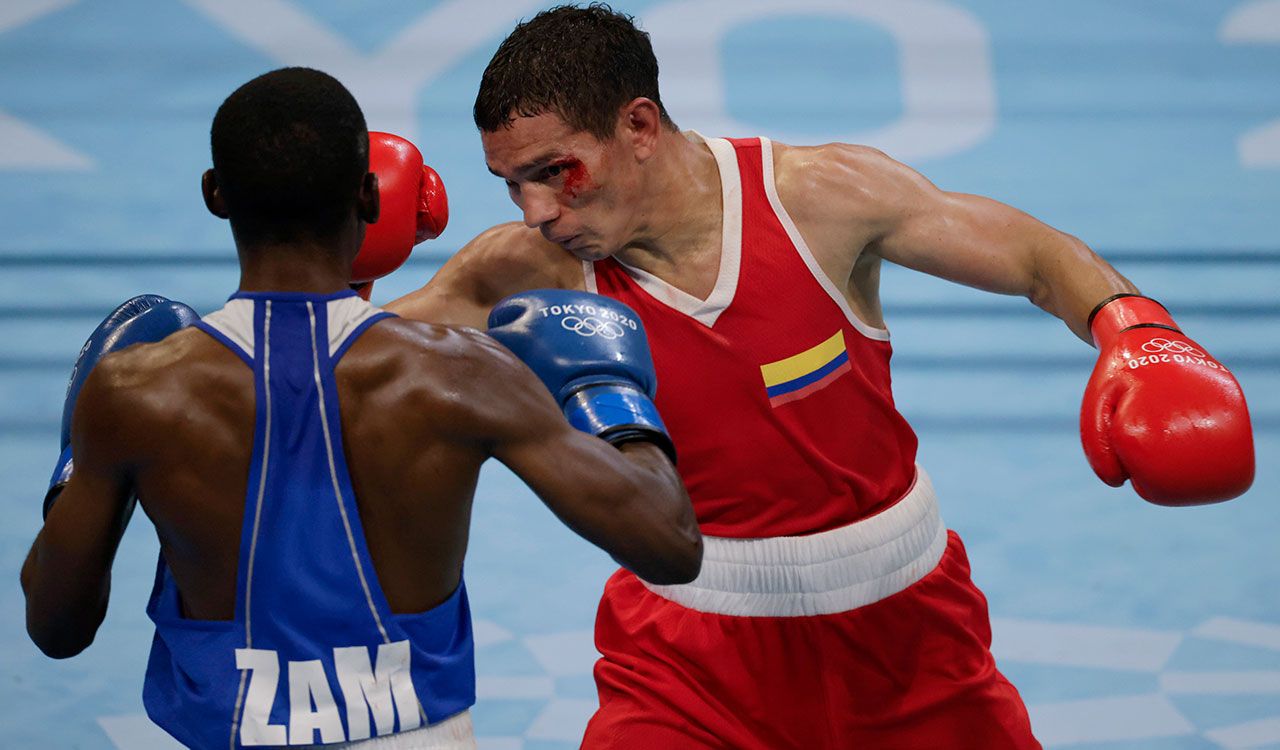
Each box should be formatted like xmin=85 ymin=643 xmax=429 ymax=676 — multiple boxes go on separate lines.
xmin=210 ymin=67 xmax=368 ymax=243
xmin=475 ymin=3 xmax=677 ymax=140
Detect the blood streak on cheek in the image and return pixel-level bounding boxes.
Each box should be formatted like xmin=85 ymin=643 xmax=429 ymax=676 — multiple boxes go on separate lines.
xmin=558 ymin=159 xmax=593 ymax=200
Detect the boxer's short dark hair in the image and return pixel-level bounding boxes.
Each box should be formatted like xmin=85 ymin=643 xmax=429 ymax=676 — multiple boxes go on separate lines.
xmin=211 ymin=67 xmax=368 ymax=242
xmin=474 ymin=3 xmax=676 ymax=140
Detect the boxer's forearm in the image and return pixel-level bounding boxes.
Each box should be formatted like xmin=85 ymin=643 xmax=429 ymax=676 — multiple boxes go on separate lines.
xmin=1025 ymin=231 xmax=1137 ymax=343
xmin=614 ymin=442 xmax=703 ymax=582
xmin=24 ymin=383 xmax=134 ymax=659
xmin=506 ymin=431 xmax=702 ymax=586
xmin=21 ymin=524 xmax=111 ymax=659
xmin=456 ymin=322 xmax=701 ymax=585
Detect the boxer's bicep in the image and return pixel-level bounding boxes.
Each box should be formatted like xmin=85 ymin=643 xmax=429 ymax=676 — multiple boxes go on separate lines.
xmin=388 ymin=222 xmax=584 ymax=328
xmin=386 ymin=257 xmax=491 ymax=328
xmin=851 ymin=149 xmax=1129 ymax=337
xmin=22 ymin=368 xmax=136 ymax=658
xmin=848 ymin=151 xmax=1039 ymax=295
xmin=779 ymin=144 xmax=1040 ymax=295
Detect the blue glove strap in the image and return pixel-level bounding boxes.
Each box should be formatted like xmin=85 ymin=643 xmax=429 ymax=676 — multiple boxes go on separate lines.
xmin=563 ymin=384 xmax=676 ymax=463
xmin=44 ymin=445 xmax=74 ymax=520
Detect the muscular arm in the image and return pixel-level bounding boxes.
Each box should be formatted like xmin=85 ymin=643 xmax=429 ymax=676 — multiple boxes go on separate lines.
xmin=386 ymin=222 xmax=582 ymax=328
xmin=20 ymin=362 xmax=136 ymax=658
xmin=781 ymin=144 xmax=1136 ymax=342
xmin=432 ymin=328 xmax=701 ymax=585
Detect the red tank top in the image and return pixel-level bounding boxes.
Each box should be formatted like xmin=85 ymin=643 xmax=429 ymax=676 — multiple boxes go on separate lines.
xmin=588 ymin=136 xmax=918 ymax=538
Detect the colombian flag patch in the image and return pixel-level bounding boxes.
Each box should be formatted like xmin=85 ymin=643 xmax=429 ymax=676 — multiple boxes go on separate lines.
xmin=760 ymin=330 xmax=851 ymax=407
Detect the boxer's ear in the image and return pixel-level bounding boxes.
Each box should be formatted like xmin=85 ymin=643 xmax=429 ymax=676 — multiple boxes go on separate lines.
xmin=201 ymin=169 xmax=229 ymax=220
xmin=620 ymin=98 xmax=662 ymax=163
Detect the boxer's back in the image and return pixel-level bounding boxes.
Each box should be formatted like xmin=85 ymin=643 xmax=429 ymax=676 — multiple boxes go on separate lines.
xmin=92 ymin=291 xmax=493 ymax=746
xmin=102 ymin=297 xmax=493 ymax=621
xmin=45 ymin=285 xmax=698 ymax=748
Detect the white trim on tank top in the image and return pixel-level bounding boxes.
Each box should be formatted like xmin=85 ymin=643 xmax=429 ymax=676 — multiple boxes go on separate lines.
xmin=583 ymin=132 xmax=743 ymax=328
xmin=202 ymin=299 xmax=256 ymax=358
xmin=230 ymin=299 xmax=272 ymax=749
xmin=325 ymin=296 xmax=385 ymax=357
xmin=200 ymin=296 xmax=387 ymax=359
xmin=758 ymin=137 xmax=890 ymax=341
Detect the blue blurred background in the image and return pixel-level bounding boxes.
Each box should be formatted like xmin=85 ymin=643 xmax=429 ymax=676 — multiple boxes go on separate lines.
xmin=1 ymin=1 xmax=1277 ymax=747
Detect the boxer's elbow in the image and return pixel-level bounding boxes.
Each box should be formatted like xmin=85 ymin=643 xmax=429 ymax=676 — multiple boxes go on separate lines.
xmin=644 ymin=527 xmax=703 ymax=585
xmin=618 ymin=447 xmax=703 ymax=585
xmin=30 ymin=633 xmax=92 ymax=660
xmin=24 ymin=584 xmax=106 ymax=659
xmin=625 ymin=507 xmax=703 ymax=586
xmin=26 ymin=610 xmax=98 ymax=659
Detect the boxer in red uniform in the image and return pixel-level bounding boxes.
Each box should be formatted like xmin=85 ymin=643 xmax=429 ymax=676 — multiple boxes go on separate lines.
xmin=385 ymin=6 xmax=1256 ymax=747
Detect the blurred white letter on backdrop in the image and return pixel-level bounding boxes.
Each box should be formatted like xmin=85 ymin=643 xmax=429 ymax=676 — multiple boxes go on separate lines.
xmin=644 ymin=0 xmax=995 ymax=162
xmin=1221 ymin=1 xmax=1280 ymax=167
xmin=181 ymin=0 xmax=547 ymax=144
xmin=0 ymin=0 xmax=93 ymax=170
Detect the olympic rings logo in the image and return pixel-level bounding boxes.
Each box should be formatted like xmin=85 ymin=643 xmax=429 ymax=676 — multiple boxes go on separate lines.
xmin=1141 ymin=338 xmax=1204 ymax=357
xmin=561 ymin=316 xmax=626 ymax=339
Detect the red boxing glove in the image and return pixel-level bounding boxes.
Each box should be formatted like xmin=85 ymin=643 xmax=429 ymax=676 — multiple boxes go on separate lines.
xmin=1080 ymin=294 xmax=1254 ymax=505
xmin=351 ymin=132 xmax=449 ymax=284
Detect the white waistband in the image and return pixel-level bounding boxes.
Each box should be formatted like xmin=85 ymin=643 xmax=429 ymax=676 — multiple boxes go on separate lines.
xmin=334 ymin=710 xmax=476 ymax=749
xmin=642 ymin=467 xmax=947 ymax=617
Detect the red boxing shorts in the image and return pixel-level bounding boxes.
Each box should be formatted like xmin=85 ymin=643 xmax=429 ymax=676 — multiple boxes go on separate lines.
xmin=582 ymin=468 xmax=1040 ymax=749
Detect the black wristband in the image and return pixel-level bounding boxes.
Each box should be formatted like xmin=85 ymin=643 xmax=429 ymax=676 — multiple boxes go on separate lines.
xmin=42 ymin=483 xmax=66 ymax=521
xmin=1086 ymin=293 xmax=1145 ymax=331
xmin=1117 ymin=322 xmax=1181 ymax=335
xmin=601 ymin=425 xmax=678 ymax=465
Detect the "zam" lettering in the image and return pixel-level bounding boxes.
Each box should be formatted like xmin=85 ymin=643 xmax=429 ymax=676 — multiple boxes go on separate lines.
xmin=235 ymin=640 xmax=421 ymax=746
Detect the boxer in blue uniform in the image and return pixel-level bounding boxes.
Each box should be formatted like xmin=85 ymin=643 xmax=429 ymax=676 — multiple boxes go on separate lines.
xmin=20 ymin=67 xmax=700 ymax=749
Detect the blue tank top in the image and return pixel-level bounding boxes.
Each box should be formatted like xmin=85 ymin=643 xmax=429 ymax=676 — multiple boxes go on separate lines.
xmin=142 ymin=290 xmax=475 ymax=749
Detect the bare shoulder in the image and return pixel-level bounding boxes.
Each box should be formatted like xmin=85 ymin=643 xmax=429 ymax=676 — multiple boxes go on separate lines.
xmin=72 ymin=328 xmax=226 ymax=441
xmin=83 ymin=328 xmax=213 ymax=395
xmin=771 ymin=141 xmax=934 ymax=234
xmin=339 ymin=317 xmax=545 ymax=438
xmin=352 ymin=316 xmax=520 ymax=379
xmin=387 ymin=222 xmax=584 ymax=326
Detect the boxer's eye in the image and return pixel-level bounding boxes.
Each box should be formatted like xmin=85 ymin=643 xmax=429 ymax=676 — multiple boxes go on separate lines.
xmin=536 ymin=164 xmax=566 ymax=183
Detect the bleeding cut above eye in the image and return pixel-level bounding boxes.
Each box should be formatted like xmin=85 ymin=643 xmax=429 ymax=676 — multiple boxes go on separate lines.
xmin=557 ymin=160 xmax=593 ymax=199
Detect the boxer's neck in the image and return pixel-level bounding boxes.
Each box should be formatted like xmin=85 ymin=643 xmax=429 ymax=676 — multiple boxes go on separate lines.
xmin=236 ymin=240 xmax=355 ymax=295
xmin=613 ymin=130 xmax=724 ymax=290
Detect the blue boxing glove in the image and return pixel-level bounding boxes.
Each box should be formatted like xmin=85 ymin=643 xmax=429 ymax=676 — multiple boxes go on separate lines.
xmin=44 ymin=295 xmax=199 ymax=519
xmin=488 ymin=290 xmax=676 ymax=462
